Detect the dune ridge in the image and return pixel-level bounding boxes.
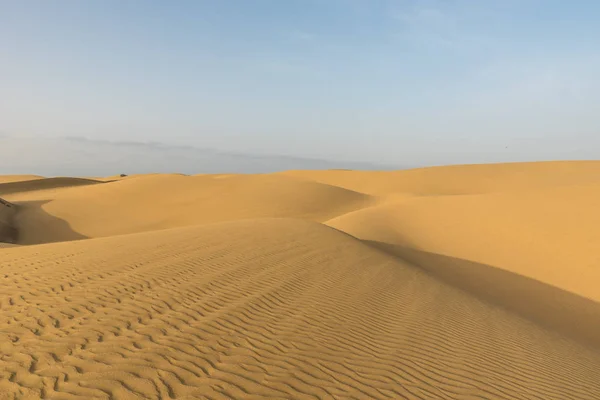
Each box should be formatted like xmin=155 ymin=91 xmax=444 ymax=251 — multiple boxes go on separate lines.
xmin=1 ymin=160 xmax=600 ymax=399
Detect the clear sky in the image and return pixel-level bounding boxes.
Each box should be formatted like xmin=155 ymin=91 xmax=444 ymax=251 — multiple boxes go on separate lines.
xmin=1 ymin=0 xmax=599 ymax=168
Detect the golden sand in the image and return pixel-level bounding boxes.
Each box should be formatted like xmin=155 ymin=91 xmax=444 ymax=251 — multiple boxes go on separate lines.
xmin=1 ymin=161 xmax=599 ymax=399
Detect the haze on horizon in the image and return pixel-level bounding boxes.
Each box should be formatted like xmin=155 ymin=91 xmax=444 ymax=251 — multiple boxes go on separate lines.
xmin=1 ymin=0 xmax=600 ymax=175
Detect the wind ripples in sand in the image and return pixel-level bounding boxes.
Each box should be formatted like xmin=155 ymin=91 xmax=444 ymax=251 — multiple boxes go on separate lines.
xmin=1 ymin=219 xmax=599 ymax=399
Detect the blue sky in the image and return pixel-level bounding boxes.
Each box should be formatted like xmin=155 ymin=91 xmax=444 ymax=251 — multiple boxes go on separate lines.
xmin=1 ymin=0 xmax=600 ymax=168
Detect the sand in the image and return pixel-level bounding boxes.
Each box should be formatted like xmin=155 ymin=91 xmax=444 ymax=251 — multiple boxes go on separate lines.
xmin=1 ymin=161 xmax=600 ymax=399
xmin=0 ymin=175 xmax=44 ymax=184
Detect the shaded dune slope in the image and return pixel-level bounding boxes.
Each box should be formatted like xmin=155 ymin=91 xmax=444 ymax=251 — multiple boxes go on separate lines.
xmin=325 ymin=183 xmax=600 ymax=347
xmin=1 ymin=219 xmax=599 ymax=399
xmin=0 ymin=197 xmax=18 ymax=244
xmin=327 ymin=184 xmax=600 ymax=300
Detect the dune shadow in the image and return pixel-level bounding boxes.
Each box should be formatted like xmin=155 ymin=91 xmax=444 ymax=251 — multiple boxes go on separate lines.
xmin=365 ymin=240 xmax=600 ymax=349
xmin=0 ymin=198 xmax=18 ymax=244
xmin=11 ymin=200 xmax=89 ymax=245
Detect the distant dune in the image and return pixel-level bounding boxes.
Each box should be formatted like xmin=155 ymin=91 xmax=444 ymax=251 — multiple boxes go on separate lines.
xmin=0 ymin=177 xmax=103 ymax=196
xmin=3 ymin=174 xmax=372 ymax=244
xmin=0 ymin=175 xmax=44 ymax=184
xmin=281 ymin=160 xmax=600 ymax=195
xmin=1 ymin=161 xmax=600 ymax=399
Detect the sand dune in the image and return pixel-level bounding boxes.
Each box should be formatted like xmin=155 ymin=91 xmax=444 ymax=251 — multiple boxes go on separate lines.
xmin=0 ymin=175 xmax=44 ymax=184
xmin=1 ymin=161 xmax=600 ymax=399
xmin=1 ymin=219 xmax=599 ymax=399
xmin=4 ymin=174 xmax=372 ymax=244
xmin=281 ymin=160 xmax=600 ymax=195
xmin=325 ymin=187 xmax=600 ymax=347
xmin=327 ymin=184 xmax=600 ymax=301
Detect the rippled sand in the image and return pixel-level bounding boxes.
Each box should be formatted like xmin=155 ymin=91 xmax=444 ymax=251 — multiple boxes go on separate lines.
xmin=1 ymin=161 xmax=600 ymax=399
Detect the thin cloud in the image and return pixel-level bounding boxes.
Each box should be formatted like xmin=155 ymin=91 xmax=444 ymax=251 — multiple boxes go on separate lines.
xmin=0 ymin=136 xmax=395 ymax=176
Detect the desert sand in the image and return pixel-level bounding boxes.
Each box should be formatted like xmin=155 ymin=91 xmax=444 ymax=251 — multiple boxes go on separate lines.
xmin=1 ymin=161 xmax=600 ymax=399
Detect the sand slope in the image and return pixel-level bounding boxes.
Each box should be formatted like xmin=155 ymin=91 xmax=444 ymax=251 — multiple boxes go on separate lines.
xmin=325 ymin=185 xmax=600 ymax=347
xmin=1 ymin=219 xmax=599 ymax=399
xmin=281 ymin=160 xmax=600 ymax=195
xmin=4 ymin=174 xmax=372 ymax=244
xmin=327 ymin=184 xmax=600 ymax=300
xmin=1 ymin=161 xmax=600 ymax=399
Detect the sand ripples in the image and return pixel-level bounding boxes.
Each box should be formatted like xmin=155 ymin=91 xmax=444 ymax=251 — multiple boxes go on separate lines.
xmin=1 ymin=219 xmax=599 ymax=399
